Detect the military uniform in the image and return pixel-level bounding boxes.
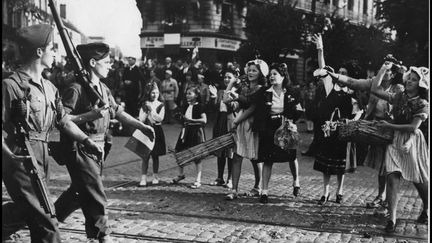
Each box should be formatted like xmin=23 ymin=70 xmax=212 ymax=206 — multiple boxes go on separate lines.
xmin=2 ymin=70 xmax=66 ymax=243
xmin=54 ymin=43 xmax=121 ymax=240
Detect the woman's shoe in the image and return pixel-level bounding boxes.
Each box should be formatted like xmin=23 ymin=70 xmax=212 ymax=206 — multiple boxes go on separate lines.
xmin=293 ymin=186 xmax=301 ymax=197
xmin=225 ymin=191 xmax=238 ymax=200
xmin=318 ymin=195 xmax=330 ymax=205
xmin=417 ymin=210 xmax=428 ymax=224
xmin=139 ymin=175 xmax=147 ymax=187
xmin=366 ymin=196 xmax=384 ymax=209
xmin=172 ymin=175 xmax=186 ymax=184
xmin=152 ymin=178 xmax=159 ymax=185
xmin=210 ymin=178 xmax=225 ymax=186
xmin=259 ymin=194 xmax=269 ymax=204
xmin=246 ymin=188 xmax=261 ymax=197
xmin=385 ymin=220 xmax=396 ymax=233
xmin=335 ymin=194 xmax=343 ymax=204
xmin=224 ymin=180 xmax=233 ymax=189
xmin=190 ymin=181 xmax=201 ymax=189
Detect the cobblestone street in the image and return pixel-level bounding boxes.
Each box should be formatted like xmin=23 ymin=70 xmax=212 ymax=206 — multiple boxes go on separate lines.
xmin=2 ymin=121 xmax=429 ymax=242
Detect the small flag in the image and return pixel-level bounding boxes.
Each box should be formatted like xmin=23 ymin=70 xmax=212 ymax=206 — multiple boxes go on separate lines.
xmin=125 ymin=129 xmax=155 ymax=159
xmin=192 ymin=46 xmax=199 ymax=60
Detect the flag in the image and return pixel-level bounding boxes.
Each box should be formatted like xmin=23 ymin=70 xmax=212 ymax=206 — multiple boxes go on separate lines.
xmin=125 ymin=129 xmax=155 ymax=159
xmin=192 ymin=46 xmax=199 ymax=61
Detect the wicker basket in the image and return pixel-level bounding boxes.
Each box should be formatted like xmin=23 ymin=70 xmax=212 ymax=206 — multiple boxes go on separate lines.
xmin=338 ymin=120 xmax=394 ymax=145
xmin=175 ymin=133 xmax=235 ymax=167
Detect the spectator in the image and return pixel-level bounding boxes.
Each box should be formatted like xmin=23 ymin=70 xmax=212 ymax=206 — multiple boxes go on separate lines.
xmin=161 ymin=69 xmax=179 ymax=123
xmin=123 ymin=56 xmax=145 ymax=118
xmin=196 ymin=74 xmax=210 ymax=107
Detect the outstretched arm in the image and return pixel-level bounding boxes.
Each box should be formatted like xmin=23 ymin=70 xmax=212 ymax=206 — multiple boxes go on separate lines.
xmin=311 ymin=34 xmax=325 ymax=68
xmin=327 ymin=62 xmax=390 ymax=93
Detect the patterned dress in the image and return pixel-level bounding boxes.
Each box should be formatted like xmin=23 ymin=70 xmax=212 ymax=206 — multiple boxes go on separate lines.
xmin=385 ymin=92 xmax=429 ymax=183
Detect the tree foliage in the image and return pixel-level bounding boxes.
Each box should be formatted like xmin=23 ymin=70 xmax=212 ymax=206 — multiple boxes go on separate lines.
xmin=309 ymin=17 xmax=393 ymax=75
xmin=375 ymin=0 xmax=429 ymax=66
xmin=237 ymin=3 xmax=306 ymax=64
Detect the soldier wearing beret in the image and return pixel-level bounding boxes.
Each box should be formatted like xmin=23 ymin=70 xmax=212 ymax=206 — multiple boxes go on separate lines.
xmin=2 ymin=24 xmax=103 ymax=243
xmin=53 ymin=42 xmax=154 ymax=243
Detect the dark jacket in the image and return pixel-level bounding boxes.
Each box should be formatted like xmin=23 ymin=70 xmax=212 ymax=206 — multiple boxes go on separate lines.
xmin=237 ymin=85 xmax=302 ymax=133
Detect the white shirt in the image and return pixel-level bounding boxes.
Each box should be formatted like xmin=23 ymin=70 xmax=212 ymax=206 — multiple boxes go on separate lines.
xmin=267 ymin=86 xmax=285 ymax=115
xmin=139 ymin=100 xmax=165 ymax=124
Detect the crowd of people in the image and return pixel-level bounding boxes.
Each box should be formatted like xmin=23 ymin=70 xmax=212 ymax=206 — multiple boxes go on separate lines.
xmin=2 ymin=23 xmax=429 ymax=243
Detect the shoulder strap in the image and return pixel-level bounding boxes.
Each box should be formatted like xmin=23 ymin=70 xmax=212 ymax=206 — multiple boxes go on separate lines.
xmin=156 ymin=103 xmax=164 ymax=113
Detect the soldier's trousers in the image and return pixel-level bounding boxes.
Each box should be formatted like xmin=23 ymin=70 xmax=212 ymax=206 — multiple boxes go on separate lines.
xmin=54 ymin=145 xmax=110 ymax=239
xmin=2 ymin=141 xmax=61 ymax=243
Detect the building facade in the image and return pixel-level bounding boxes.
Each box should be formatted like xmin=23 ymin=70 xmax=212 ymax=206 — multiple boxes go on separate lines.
xmin=136 ymin=0 xmax=378 ymax=82
xmin=2 ymin=0 xmax=86 ymax=66
xmin=136 ymin=0 xmax=247 ymax=64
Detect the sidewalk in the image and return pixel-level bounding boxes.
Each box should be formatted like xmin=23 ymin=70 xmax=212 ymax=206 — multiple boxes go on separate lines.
xmin=2 ymin=121 xmax=429 ymax=242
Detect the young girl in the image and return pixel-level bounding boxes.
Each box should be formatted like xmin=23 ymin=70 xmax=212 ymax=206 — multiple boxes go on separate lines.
xmin=172 ymin=86 xmax=207 ymax=189
xmin=138 ymin=83 xmax=166 ymax=186
xmin=208 ymin=69 xmax=239 ymax=188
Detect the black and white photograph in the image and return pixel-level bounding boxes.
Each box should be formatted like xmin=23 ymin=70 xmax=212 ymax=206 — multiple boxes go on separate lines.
xmin=2 ymin=0 xmax=429 ymax=242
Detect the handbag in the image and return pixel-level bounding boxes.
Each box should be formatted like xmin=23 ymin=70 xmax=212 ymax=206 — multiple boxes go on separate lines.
xmin=321 ymin=108 xmax=341 ymax=138
xmin=274 ymin=117 xmax=300 ymax=151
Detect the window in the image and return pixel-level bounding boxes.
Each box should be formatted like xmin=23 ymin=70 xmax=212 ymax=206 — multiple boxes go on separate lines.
xmin=163 ymin=0 xmax=187 ymax=25
xmin=221 ymin=1 xmax=233 ymax=32
xmin=363 ymin=0 xmax=368 ymax=14
xmin=348 ymin=0 xmax=354 ymax=10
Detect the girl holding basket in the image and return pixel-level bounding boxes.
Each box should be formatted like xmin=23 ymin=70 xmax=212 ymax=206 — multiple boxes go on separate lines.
xmin=172 ymin=86 xmax=207 ymax=189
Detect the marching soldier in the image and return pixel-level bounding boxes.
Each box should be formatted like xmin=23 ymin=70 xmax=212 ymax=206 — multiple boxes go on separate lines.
xmin=53 ymin=42 xmax=154 ymax=243
xmin=2 ymin=24 xmax=103 ymax=243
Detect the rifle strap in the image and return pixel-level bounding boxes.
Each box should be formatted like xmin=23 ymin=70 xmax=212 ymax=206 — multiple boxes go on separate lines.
xmin=8 ymin=73 xmax=31 ymax=123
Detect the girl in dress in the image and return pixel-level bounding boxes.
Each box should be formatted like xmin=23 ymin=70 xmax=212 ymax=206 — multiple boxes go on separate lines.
xmin=223 ymin=59 xmax=268 ymax=200
xmin=311 ymin=34 xmax=353 ymax=205
xmin=172 ymin=86 xmax=207 ymax=189
xmin=138 ymin=83 xmax=166 ymax=186
xmin=372 ymin=64 xmax=429 ymax=232
xmin=208 ymin=69 xmax=239 ymax=188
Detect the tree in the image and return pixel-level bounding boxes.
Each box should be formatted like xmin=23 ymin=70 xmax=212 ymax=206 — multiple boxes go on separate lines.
xmin=375 ymin=0 xmax=429 ymax=66
xmin=237 ymin=2 xmax=307 ymax=64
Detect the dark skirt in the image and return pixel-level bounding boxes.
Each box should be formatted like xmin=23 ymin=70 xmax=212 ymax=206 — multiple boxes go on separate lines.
xmin=258 ymin=117 xmax=296 ymax=163
xmin=313 ymin=131 xmax=347 ymax=175
xmin=212 ymin=112 xmax=229 ymax=157
xmin=175 ymin=125 xmax=206 ymax=152
xmin=151 ymin=124 xmax=166 ymax=156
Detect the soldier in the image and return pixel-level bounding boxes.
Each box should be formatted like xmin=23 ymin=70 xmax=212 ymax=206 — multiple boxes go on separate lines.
xmin=2 ymin=24 xmax=103 ymax=243
xmin=53 ymin=43 xmax=154 ymax=243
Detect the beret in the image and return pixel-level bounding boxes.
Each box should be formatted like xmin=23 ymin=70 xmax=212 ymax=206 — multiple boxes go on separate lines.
xmin=76 ymin=42 xmax=110 ymax=62
xmin=16 ymin=24 xmax=54 ymax=49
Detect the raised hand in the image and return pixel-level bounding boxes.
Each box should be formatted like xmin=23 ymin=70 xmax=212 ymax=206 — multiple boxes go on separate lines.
xmin=209 ymin=85 xmax=218 ymax=98
xmin=311 ymin=33 xmax=323 ymax=49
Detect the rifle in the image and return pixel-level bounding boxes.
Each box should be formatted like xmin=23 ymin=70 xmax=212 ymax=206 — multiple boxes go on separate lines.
xmin=12 ymin=99 xmax=56 ymax=218
xmin=48 ymin=0 xmax=105 ymax=107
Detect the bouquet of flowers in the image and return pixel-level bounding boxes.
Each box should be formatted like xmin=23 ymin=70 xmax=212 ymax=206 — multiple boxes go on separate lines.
xmin=274 ymin=118 xmax=300 ymax=151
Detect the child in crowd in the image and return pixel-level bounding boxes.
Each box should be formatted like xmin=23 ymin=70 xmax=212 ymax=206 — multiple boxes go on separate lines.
xmin=208 ymin=69 xmax=239 ymax=188
xmin=138 ymin=83 xmax=166 ymax=186
xmin=172 ymin=86 xmax=207 ymax=188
